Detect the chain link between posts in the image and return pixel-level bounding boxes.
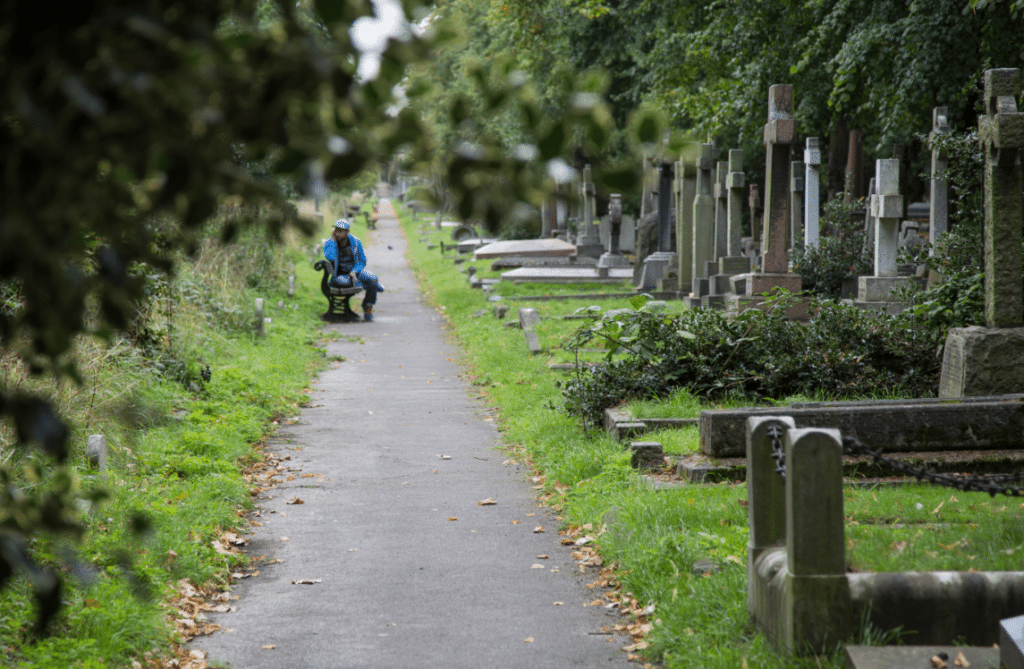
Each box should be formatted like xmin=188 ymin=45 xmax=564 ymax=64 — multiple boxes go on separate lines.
xmin=764 ymin=425 xmax=1024 ymax=497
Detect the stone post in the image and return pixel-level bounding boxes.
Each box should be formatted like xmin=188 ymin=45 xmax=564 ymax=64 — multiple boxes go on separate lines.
xmin=658 ymin=161 xmax=674 ymax=254
xmin=790 ymin=160 xmax=805 ymax=252
xmin=713 ymin=160 xmax=729 ymax=261
xmin=939 ymin=68 xmax=1024 ymax=397
xmin=803 ymin=138 xmax=821 ymax=250
xmin=288 ymin=275 xmax=295 ymax=298
xmin=761 ymin=85 xmax=795 ymax=274
xmin=255 ymin=298 xmax=265 ymax=338
xmin=692 ymin=144 xmax=716 ymax=290
xmin=540 ymin=200 xmax=551 ymax=238
xmin=783 ymin=427 xmax=852 ymax=653
xmin=87 ymin=434 xmax=107 ymax=472
xmin=678 ymin=157 xmax=697 ymax=293
xmin=746 ymin=416 xmax=793 ymax=621
xmin=727 ymin=150 xmax=745 ymax=258
xmin=929 ymin=107 xmax=951 ymax=253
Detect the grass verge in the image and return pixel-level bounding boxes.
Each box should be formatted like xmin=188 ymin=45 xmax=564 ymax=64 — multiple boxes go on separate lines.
xmin=399 ymin=208 xmax=1024 ymax=668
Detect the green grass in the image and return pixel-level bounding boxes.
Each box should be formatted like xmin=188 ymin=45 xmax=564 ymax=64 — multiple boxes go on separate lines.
xmin=0 ymin=215 xmax=333 ymax=668
xmin=398 ymin=207 xmax=1024 ymax=668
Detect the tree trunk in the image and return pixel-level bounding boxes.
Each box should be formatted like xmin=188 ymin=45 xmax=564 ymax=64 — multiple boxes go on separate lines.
xmin=827 ymin=115 xmax=849 ymax=201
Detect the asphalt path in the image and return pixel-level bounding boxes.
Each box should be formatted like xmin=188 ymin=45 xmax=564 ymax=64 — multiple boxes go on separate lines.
xmin=195 ymin=201 xmax=632 ymax=668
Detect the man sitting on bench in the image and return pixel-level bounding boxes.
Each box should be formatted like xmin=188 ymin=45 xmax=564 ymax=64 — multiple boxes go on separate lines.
xmin=323 ymin=218 xmax=384 ymax=321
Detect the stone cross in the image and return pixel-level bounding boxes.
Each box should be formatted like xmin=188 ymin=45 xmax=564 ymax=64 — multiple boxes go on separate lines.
xmin=677 ymin=157 xmax=697 ymax=292
xmin=803 ymin=138 xmax=821 ymax=249
xmin=748 ymin=184 xmax=762 ymax=242
xmin=870 ymin=159 xmax=903 ymax=277
xmin=692 ymin=143 xmax=716 ymax=281
xmin=761 ymin=84 xmax=795 ymax=273
xmin=575 ymin=165 xmax=603 ymax=256
xmin=726 ymin=150 xmax=745 ymax=257
xmin=978 ymin=68 xmax=1024 ymax=328
xmin=713 ymin=160 xmax=729 ymax=260
xmin=790 ymin=160 xmax=805 ymax=251
xmin=929 ymin=107 xmax=951 ymax=253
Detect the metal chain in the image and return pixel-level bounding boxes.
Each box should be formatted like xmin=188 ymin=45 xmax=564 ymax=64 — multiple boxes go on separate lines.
xmin=841 ymin=436 xmax=1024 ymax=498
xmin=764 ymin=429 xmax=1024 ymax=497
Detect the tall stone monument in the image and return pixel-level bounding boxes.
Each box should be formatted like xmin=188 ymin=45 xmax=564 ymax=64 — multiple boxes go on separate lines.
xmin=929 ymin=107 xmax=951 ymax=250
xmin=731 ymin=85 xmax=802 ymax=298
xmin=713 ymin=160 xmax=729 ymax=261
xmin=675 ymin=158 xmax=696 ymax=293
xmin=690 ymin=143 xmax=717 ymax=300
xmin=858 ymin=159 xmax=913 ymax=304
xmin=790 ymin=160 xmax=805 ymax=251
xmin=940 ymin=68 xmax=1024 ymax=396
xmin=803 ymin=138 xmax=822 ymax=249
xmin=575 ymin=165 xmax=604 ymax=258
xmin=639 ymin=161 xmax=678 ymax=290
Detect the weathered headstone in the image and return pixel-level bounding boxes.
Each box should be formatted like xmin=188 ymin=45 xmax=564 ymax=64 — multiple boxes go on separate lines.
xmin=597 ymin=194 xmax=630 ymax=272
xmin=803 ymin=138 xmax=821 ymax=249
xmin=87 ymin=434 xmax=107 ymax=472
xmin=676 ymin=158 xmax=697 ymax=293
xmin=929 ymin=107 xmax=951 ymax=251
xmin=518 ymin=307 xmax=543 ymax=354
xmin=575 ymin=165 xmax=604 ymax=258
xmin=640 ymin=161 xmax=677 ymax=290
xmin=691 ymin=143 xmax=716 ymax=294
xmin=730 ymin=86 xmax=802 ymax=299
xmin=288 ymin=274 xmax=295 ymax=298
xmin=940 ymin=68 xmax=1024 ymax=397
xmin=726 ymin=149 xmax=745 ymax=257
xmin=789 ymin=160 xmax=805 ymax=252
xmin=858 ymin=159 xmax=913 ymax=303
xmin=713 ymin=160 xmax=729 ymax=260
xmin=748 ymin=184 xmax=762 ymax=244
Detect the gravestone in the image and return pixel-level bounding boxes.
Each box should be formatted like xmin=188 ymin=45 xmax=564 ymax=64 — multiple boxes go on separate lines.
xmin=87 ymin=434 xmax=107 ymax=472
xmin=861 ymin=177 xmax=877 ymax=254
xmin=472 ymin=238 xmax=576 ymax=260
xmin=1001 ymin=614 xmax=1024 ymax=669
xmin=517 ymin=307 xmax=543 ymax=354
xmin=748 ymin=183 xmax=762 ymax=244
xmin=803 ymin=138 xmax=822 ymax=249
xmin=676 ymin=158 xmax=697 ymax=293
xmin=790 ymin=160 xmax=805 ymax=251
xmin=731 ymin=85 xmax=802 ymax=299
xmin=639 ymin=161 xmax=677 ymax=290
xmin=940 ymin=68 xmax=1024 ymax=397
xmin=688 ymin=144 xmax=717 ymax=303
xmin=701 ymin=150 xmax=752 ymax=309
xmin=713 ymin=160 xmax=729 ymax=260
xmin=929 ymin=107 xmax=951 ymax=252
xmin=726 ymin=149 xmax=745 ymax=257
xmin=597 ymin=194 xmax=630 ymax=272
xmin=858 ymin=159 xmax=914 ymax=303
xmin=576 ymin=165 xmax=604 ymax=258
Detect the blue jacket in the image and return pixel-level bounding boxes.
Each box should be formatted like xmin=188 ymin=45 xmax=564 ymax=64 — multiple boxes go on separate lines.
xmin=323 ymin=235 xmax=367 ymax=281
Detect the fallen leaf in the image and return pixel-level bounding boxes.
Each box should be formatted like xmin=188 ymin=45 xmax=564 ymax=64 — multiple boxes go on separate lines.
xmin=261 ymin=645 xmax=276 ymax=650
xmin=478 ymin=498 xmax=497 ymax=506
xmin=890 ymin=541 xmax=907 ymax=553
xmin=532 ymin=564 xmax=545 ymax=569
xmin=622 ymin=641 xmax=649 ymax=652
xmin=83 ymin=597 xmax=101 ymax=609
xmin=954 ymin=651 xmax=970 ymax=667
xmin=552 ymin=602 xmax=563 ymax=606
xmin=448 ymin=517 xmax=458 ymax=521
xmin=524 ymin=637 xmax=534 ymax=643
xmin=286 ymin=498 xmax=304 ymax=505
xmin=439 ymin=455 xmax=451 ymax=460
xmin=511 ymin=520 xmax=520 ymax=525
xmin=931 ymin=655 xmax=948 ymax=668
xmin=280 ymin=537 xmax=290 ymax=542
xmin=533 ymin=526 xmax=545 ymax=533
xmin=932 ymin=501 xmax=945 ymax=515
xmin=526 ymin=513 xmax=536 ymax=517
xmin=290 ymin=579 xmax=322 ymax=585
xmin=536 ymin=554 xmax=549 ymax=559
xmin=725 ymin=555 xmax=744 ymax=566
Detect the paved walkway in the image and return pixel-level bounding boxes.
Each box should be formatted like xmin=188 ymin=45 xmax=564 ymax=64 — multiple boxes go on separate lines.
xmin=196 ymin=201 xmax=631 ymax=668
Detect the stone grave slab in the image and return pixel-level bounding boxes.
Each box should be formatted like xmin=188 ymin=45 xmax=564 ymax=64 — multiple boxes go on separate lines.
xmin=456 ymin=238 xmax=495 ymax=254
xmin=499 ymin=267 xmax=633 ymax=284
xmin=1001 ymin=614 xmax=1024 ymax=669
xmin=845 ymin=645 xmax=999 ymax=669
xmin=472 ymin=238 xmax=577 ymax=260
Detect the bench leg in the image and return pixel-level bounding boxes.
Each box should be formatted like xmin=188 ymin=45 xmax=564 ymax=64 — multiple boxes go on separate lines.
xmin=321 ymin=293 xmax=361 ymax=323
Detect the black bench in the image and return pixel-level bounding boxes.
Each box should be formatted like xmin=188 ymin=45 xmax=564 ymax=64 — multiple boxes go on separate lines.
xmin=314 ymin=259 xmax=364 ymax=322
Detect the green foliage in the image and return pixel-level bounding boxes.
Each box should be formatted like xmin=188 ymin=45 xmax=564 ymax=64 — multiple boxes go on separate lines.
xmin=560 ymin=296 xmax=941 ymax=425
xmin=790 ymin=195 xmax=873 ymax=299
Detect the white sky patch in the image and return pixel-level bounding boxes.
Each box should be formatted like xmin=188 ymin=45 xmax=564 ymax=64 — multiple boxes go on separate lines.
xmin=351 ymin=0 xmax=411 ymax=81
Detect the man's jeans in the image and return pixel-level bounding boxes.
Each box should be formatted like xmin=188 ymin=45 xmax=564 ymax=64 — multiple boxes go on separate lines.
xmin=332 ymin=271 xmax=379 ymax=307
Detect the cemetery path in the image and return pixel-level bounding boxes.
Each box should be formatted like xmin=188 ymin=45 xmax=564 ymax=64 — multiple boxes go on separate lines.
xmin=194 ymin=201 xmax=631 ymax=669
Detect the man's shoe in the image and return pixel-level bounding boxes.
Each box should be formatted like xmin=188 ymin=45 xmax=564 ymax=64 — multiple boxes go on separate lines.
xmin=364 ymin=306 xmax=374 ymax=321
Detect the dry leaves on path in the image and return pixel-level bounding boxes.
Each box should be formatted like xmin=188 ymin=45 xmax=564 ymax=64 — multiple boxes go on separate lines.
xmin=478 ymin=498 xmax=497 ymax=506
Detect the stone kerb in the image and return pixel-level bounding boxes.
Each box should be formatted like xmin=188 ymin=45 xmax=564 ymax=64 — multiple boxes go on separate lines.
xmin=746 ymin=418 xmax=1024 ymax=655
xmin=939 ymin=68 xmax=1024 ymax=397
